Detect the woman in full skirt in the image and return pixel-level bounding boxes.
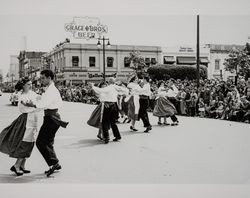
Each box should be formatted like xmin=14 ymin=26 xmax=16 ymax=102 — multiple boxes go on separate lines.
xmin=126 ymin=76 xmax=141 ymax=131
xmin=87 ymin=81 xmax=107 ymax=140
xmin=153 ymin=82 xmax=179 ymax=126
xmin=0 ymin=77 xmax=41 ymax=176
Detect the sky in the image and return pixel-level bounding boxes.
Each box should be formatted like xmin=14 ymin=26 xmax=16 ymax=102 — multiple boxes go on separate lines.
xmin=0 ymin=0 xmax=250 ymax=76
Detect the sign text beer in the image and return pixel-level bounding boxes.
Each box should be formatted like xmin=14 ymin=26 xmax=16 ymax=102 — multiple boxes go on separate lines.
xmin=65 ymin=16 xmax=108 ymax=40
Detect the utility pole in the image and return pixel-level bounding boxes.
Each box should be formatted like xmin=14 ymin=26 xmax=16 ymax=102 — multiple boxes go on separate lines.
xmin=196 ymin=15 xmax=200 ymax=89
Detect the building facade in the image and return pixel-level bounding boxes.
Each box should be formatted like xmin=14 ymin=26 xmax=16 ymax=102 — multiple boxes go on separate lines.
xmin=9 ymin=55 xmax=19 ymax=82
xmin=18 ymin=43 xmax=245 ymax=83
xmin=18 ymin=51 xmax=46 ymax=79
xmin=45 ymin=43 xmax=161 ymax=84
xmin=206 ymin=44 xmax=244 ymax=80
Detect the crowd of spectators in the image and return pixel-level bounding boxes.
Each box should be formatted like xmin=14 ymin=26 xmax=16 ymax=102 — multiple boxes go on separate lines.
xmin=57 ymin=84 xmax=99 ymax=104
xmin=148 ymin=77 xmax=250 ymax=123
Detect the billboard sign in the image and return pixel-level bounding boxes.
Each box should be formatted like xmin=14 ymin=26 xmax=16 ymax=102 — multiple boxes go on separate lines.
xmin=65 ymin=16 xmax=108 ymax=40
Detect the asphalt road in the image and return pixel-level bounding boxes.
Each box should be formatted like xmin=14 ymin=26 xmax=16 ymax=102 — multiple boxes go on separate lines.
xmin=0 ymin=93 xmax=250 ymax=184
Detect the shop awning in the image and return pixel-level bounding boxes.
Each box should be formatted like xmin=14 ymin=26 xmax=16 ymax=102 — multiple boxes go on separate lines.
xmin=177 ymin=57 xmax=196 ymax=64
xmin=200 ymin=57 xmax=209 ymax=63
xmin=164 ymin=56 xmax=175 ymax=63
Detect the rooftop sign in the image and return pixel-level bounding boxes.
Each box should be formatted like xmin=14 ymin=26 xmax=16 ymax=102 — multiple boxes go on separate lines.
xmin=65 ymin=16 xmax=108 ymax=40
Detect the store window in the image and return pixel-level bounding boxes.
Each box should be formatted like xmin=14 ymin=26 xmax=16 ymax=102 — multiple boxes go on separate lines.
xmin=124 ymin=57 xmax=130 ymax=67
xmin=72 ymin=56 xmax=79 ymax=67
xmin=145 ymin=58 xmax=150 ymax=66
xmin=151 ymin=58 xmax=157 ymax=65
xmin=107 ymin=57 xmax=114 ymax=67
xmin=89 ymin=56 xmax=96 ymax=67
xmin=215 ymin=59 xmax=220 ymax=70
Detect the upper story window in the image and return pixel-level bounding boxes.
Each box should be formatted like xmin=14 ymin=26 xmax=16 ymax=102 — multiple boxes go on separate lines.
xmin=72 ymin=56 xmax=79 ymax=67
xmin=215 ymin=59 xmax=220 ymax=70
xmin=124 ymin=57 xmax=130 ymax=68
xmin=107 ymin=57 xmax=114 ymax=67
xmin=89 ymin=56 xmax=96 ymax=67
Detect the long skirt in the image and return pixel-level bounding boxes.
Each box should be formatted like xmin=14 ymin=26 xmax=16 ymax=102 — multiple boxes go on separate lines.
xmin=87 ymin=103 xmax=105 ymax=129
xmin=153 ymin=96 xmax=177 ymax=117
xmin=0 ymin=113 xmax=35 ymax=158
xmin=126 ymin=95 xmax=139 ymax=121
xmin=120 ymin=96 xmax=128 ymax=116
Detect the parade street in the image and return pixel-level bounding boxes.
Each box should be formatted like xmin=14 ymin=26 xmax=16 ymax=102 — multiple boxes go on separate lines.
xmin=0 ymin=93 xmax=250 ymax=184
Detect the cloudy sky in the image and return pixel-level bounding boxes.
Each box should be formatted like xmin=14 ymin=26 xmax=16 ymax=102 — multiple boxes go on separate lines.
xmin=0 ymin=0 xmax=250 ymax=75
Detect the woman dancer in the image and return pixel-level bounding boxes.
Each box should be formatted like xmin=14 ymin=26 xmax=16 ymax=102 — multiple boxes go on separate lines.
xmin=87 ymin=81 xmax=107 ymax=140
xmin=0 ymin=77 xmax=40 ymax=176
xmin=125 ymin=76 xmax=141 ymax=131
xmin=153 ymin=81 xmax=179 ymax=126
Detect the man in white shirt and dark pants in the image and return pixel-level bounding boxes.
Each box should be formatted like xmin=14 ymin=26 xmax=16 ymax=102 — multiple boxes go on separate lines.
xmin=139 ymin=76 xmax=152 ymax=133
xmin=91 ymin=78 xmax=124 ymax=144
xmin=25 ymin=70 xmax=68 ymax=177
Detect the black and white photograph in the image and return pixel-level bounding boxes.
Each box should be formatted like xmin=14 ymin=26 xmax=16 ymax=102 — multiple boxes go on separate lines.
xmin=0 ymin=0 xmax=250 ymax=197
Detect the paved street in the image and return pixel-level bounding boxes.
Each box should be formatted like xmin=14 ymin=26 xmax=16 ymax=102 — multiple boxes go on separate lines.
xmin=0 ymin=93 xmax=250 ymax=184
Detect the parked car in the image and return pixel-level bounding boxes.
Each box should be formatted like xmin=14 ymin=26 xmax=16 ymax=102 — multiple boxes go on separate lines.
xmin=10 ymin=91 xmax=19 ymax=106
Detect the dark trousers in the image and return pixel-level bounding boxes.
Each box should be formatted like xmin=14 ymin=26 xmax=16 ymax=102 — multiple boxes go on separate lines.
xmin=36 ymin=116 xmax=60 ymax=166
xmin=190 ymin=107 xmax=196 ymax=117
xmin=102 ymin=103 xmax=121 ymax=140
xmin=169 ymin=97 xmax=179 ymax=114
xmin=139 ymin=97 xmax=151 ymax=127
xmin=170 ymin=115 xmax=178 ymax=122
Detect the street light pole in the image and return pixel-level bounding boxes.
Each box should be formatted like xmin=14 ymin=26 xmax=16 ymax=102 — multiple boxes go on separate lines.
xmin=97 ymin=36 xmax=110 ymax=83
xmin=102 ymin=37 xmax=106 ymax=83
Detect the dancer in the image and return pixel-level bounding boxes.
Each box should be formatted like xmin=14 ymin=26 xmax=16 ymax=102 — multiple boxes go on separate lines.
xmin=119 ymin=83 xmax=130 ymax=123
xmin=117 ymin=82 xmax=129 ymax=123
xmin=87 ymin=81 xmax=107 ymax=140
xmin=153 ymin=81 xmax=179 ymax=126
xmin=24 ymin=70 xmax=69 ymax=177
xmin=138 ymin=77 xmax=152 ymax=133
xmin=91 ymin=77 xmax=125 ymax=144
xmin=126 ymin=76 xmax=141 ymax=131
xmin=0 ymin=77 xmax=40 ymax=176
xmin=167 ymin=79 xmax=179 ymax=113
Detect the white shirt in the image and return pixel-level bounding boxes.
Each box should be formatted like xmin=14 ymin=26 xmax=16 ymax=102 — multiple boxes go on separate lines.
xmin=166 ymin=85 xmax=179 ymax=98
xmin=35 ymin=82 xmax=63 ymax=109
xmin=127 ymin=82 xmax=141 ymax=96
xmin=156 ymin=86 xmax=167 ymax=99
xmin=93 ymin=84 xmax=125 ymax=103
xmin=140 ymin=83 xmax=151 ymax=96
xmin=18 ymin=90 xmax=40 ymax=142
xmin=18 ymin=91 xmax=40 ymax=113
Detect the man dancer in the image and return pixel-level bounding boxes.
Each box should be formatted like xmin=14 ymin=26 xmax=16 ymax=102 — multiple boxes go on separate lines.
xmin=91 ymin=78 xmax=125 ymax=144
xmin=138 ymin=77 xmax=152 ymax=133
xmin=25 ymin=70 xmax=68 ymax=177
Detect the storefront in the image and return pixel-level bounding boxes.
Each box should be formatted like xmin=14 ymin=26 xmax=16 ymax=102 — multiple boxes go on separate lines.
xmin=162 ymin=46 xmax=210 ymax=67
xmin=56 ymin=71 xmax=134 ymax=85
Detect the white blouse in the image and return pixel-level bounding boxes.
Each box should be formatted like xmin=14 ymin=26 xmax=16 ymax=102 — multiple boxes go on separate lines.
xmin=18 ymin=91 xmax=40 ymax=142
xmin=18 ymin=91 xmax=40 ymax=113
